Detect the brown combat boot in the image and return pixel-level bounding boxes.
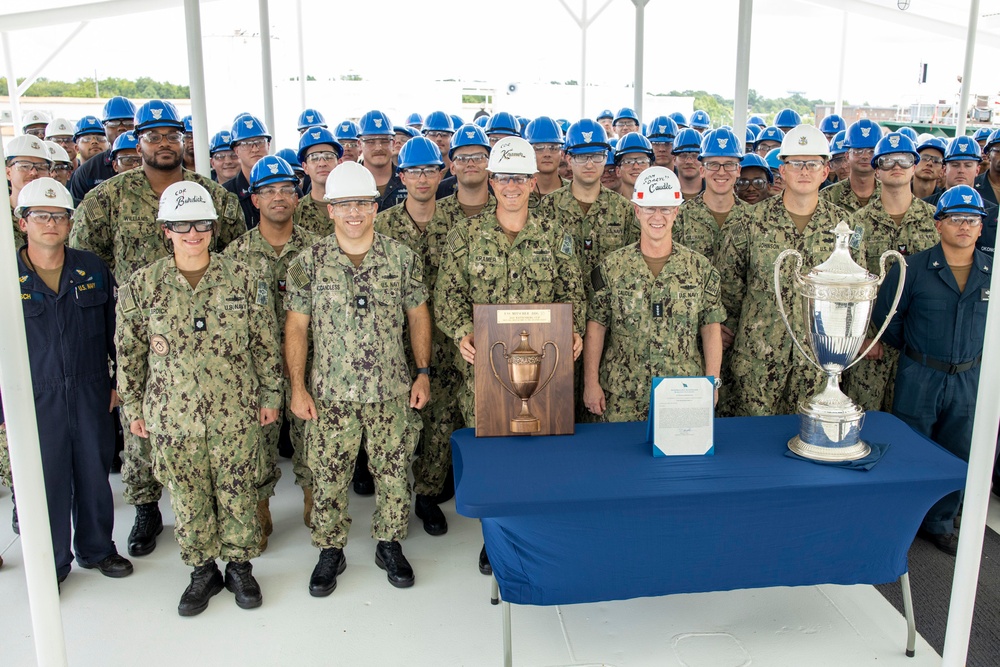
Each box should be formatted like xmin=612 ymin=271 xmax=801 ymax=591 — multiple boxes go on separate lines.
xmin=257 ymin=498 xmax=273 ymax=536
xmin=303 ymin=487 xmax=313 ymax=528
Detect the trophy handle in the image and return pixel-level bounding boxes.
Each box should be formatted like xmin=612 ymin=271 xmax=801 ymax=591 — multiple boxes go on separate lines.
xmin=844 ymin=250 xmax=908 ymax=372
xmin=773 ymin=249 xmax=823 ymax=371
xmin=533 ymin=340 xmax=559 ymax=395
xmin=489 ymin=340 xmax=520 ymax=399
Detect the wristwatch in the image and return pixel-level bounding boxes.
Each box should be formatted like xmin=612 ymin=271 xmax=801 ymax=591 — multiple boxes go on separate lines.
xmin=416 ymin=367 xmax=431 ymax=376
xmin=712 ymin=377 xmax=722 ymax=389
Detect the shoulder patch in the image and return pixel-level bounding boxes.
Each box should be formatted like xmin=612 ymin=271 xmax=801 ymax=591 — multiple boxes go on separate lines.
xmin=446 ymin=227 xmax=466 ymax=256
xmin=590 ymin=266 xmax=606 ymax=292
xmin=850 ymin=226 xmax=864 ymax=250
xmin=256 ymin=280 xmax=269 ymax=306
xmin=286 ymin=260 xmax=310 ymax=291
xmin=705 ymin=268 xmax=721 ymax=298
xmin=119 ymin=284 xmax=138 ymax=314
xmin=559 ymin=232 xmax=574 ymax=257
xmin=731 ymin=224 xmax=749 ymax=249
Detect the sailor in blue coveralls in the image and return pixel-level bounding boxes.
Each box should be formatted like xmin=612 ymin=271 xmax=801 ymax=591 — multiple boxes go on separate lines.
xmin=872 ymin=184 xmax=992 ymax=556
xmin=5 ymin=177 xmax=132 ymax=584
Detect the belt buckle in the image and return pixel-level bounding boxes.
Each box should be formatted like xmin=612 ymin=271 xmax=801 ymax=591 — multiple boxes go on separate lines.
xmin=948 ymin=362 xmax=960 ymax=375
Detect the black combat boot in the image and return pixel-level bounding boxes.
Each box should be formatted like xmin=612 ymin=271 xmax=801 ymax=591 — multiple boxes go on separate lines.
xmin=308 ymin=547 xmax=346 ymax=597
xmin=375 ymin=540 xmax=414 ymax=588
xmin=414 ymin=494 xmax=448 ymax=536
xmin=127 ymin=502 xmax=163 ymax=557
xmin=177 ymin=561 xmax=224 ymax=617
xmin=225 ymin=561 xmax=263 ymax=609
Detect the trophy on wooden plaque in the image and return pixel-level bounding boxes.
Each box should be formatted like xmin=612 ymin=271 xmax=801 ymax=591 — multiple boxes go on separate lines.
xmin=490 ymin=331 xmax=559 ymax=433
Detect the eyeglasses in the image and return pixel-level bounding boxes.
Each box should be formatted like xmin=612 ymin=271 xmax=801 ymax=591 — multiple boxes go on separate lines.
xmin=919 ymin=154 xmax=944 ymax=165
xmin=141 ymin=131 xmax=185 ymax=145
xmin=876 ymin=155 xmax=916 ymax=170
xmin=256 ymin=185 xmax=297 ymax=199
xmin=48 ymin=136 xmax=75 ymax=146
xmin=674 ymin=152 xmax=700 ymax=162
xmin=211 ymin=150 xmax=238 ymax=161
xmin=736 ymin=177 xmax=769 ymax=190
xmin=24 ymin=211 xmax=71 ymax=225
xmin=9 ymin=161 xmax=51 ymax=175
xmin=424 ymin=131 xmax=454 ymax=140
xmin=104 ymin=120 xmax=135 ymax=130
xmin=340 ymin=140 xmax=359 ymax=150
xmin=849 ymin=148 xmax=874 ymax=157
xmin=402 ymin=166 xmax=442 ymax=178
xmin=330 ymin=200 xmax=377 ymax=214
xmin=115 ymin=155 xmax=142 ymax=168
xmin=77 ymin=135 xmax=108 ymax=145
xmin=942 ymin=215 xmax=983 ymax=227
xmin=533 ymin=143 xmax=563 ymax=153
xmin=703 ymin=161 xmax=740 ymax=172
xmin=619 ymin=157 xmax=651 ymax=167
xmin=305 ymin=151 xmax=340 ymax=164
xmin=360 ymin=137 xmax=391 ymax=146
xmin=614 ymin=121 xmax=639 ymax=130
xmin=568 ymin=152 xmax=607 ymax=165
xmin=51 ymin=164 xmax=72 ymax=173
xmin=166 ymin=220 xmax=214 ymax=233
xmin=829 ymin=156 xmax=847 ymax=165
xmin=233 ymin=137 xmax=269 ymax=150
xmin=452 ymin=153 xmax=488 ymax=165
xmin=783 ymin=159 xmax=826 ymax=172
xmin=636 ymin=206 xmax=677 ymax=217
xmin=491 ymin=174 xmax=532 ymax=185
xmin=25 ymin=128 xmax=46 ymax=139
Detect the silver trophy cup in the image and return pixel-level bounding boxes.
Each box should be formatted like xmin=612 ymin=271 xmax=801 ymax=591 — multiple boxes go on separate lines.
xmin=774 ymin=221 xmax=906 ymax=461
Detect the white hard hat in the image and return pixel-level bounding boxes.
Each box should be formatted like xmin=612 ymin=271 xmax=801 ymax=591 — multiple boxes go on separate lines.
xmin=6 ymin=134 xmax=54 ymax=163
xmin=632 ymin=167 xmax=683 ymax=207
xmin=44 ymin=141 xmax=70 ymax=164
xmin=779 ymin=125 xmax=831 ymax=159
xmin=14 ymin=177 xmax=74 ymax=218
xmin=486 ymin=136 xmax=537 ymax=175
xmin=21 ymin=110 xmax=51 ymax=130
xmin=45 ymin=118 xmax=75 ymax=138
xmin=324 ymin=161 xmax=379 ymax=200
xmin=157 ymin=181 xmax=218 ymax=222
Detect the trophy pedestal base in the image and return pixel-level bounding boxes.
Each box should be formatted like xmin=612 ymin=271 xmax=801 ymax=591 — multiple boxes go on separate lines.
xmin=510 ymin=417 xmax=540 ymax=434
xmin=788 ymin=435 xmax=871 ymax=462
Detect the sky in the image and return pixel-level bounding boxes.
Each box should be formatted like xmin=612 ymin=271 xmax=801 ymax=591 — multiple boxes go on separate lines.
xmin=4 ymin=0 xmax=1000 ymax=120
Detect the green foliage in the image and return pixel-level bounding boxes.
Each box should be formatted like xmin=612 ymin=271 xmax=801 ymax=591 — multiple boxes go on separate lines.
xmin=658 ymin=88 xmax=836 ymax=126
xmin=0 ymin=76 xmax=189 ymax=98
xmin=462 ymin=94 xmax=487 ymax=104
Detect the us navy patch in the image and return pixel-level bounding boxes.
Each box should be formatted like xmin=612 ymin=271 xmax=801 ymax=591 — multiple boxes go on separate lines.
xmin=559 ymin=233 xmax=574 ymax=257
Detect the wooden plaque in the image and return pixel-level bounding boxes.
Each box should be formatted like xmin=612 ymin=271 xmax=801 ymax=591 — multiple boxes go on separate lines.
xmin=473 ymin=303 xmax=575 ymax=437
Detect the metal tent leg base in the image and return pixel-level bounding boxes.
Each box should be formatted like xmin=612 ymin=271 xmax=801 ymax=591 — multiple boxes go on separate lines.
xmin=502 ymin=599 xmax=512 ymax=667
xmin=901 ymin=572 xmax=916 ymax=657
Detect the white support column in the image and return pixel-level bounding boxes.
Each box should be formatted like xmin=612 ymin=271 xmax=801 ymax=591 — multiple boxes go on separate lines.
xmin=183 ymin=0 xmax=211 ymax=178
xmin=733 ymin=0 xmax=753 ymax=133
xmin=0 ymin=141 xmax=68 ymax=667
xmin=2 ymin=32 xmax=22 ymax=135
xmin=632 ymin=0 xmax=650 ymax=119
xmin=258 ymin=0 xmax=275 ymax=151
xmin=954 ymin=0 xmax=979 ymax=136
xmin=558 ymin=0 xmax=614 ymax=119
xmin=834 ymin=11 xmax=847 ymax=117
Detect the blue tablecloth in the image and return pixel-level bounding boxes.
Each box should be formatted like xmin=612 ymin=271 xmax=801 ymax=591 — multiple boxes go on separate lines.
xmin=452 ymin=412 xmax=967 ymax=606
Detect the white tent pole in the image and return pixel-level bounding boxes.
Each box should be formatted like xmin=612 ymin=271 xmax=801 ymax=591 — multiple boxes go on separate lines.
xmin=258 ymin=0 xmax=275 ymax=152
xmin=0 ymin=139 xmax=68 ymax=667
xmin=835 ymin=11 xmax=847 ymax=117
xmin=557 ymin=0 xmax=612 ymax=120
xmin=183 ymin=0 xmax=211 ymax=178
xmin=2 ymin=32 xmax=22 ymax=135
xmin=296 ymin=0 xmax=305 ymax=111
xmin=954 ymin=0 xmax=979 ymax=136
xmin=631 ymin=0 xmax=649 ymax=120
xmin=733 ymin=0 xmax=753 ymax=134
xmin=15 ymin=22 xmax=88 ymax=97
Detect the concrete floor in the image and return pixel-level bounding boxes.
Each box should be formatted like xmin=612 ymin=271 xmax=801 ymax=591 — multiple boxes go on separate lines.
xmin=2 ymin=459 xmax=994 ymax=667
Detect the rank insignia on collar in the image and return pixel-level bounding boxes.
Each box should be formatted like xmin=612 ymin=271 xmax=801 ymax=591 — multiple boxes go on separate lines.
xmin=19 ymin=275 xmax=27 ymax=283
xmin=76 ymin=269 xmax=86 ymax=276
xmin=932 ymin=261 xmax=940 ymax=267
xmin=897 ymin=244 xmax=907 ymax=255
xmin=194 ymin=316 xmax=206 ymax=331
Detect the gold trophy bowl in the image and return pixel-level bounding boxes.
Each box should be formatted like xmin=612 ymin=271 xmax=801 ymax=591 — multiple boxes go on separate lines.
xmin=490 ymin=331 xmax=559 ymax=433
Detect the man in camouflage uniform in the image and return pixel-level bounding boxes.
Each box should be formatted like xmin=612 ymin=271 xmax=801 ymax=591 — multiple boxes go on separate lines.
xmin=116 ymin=181 xmax=282 ymax=616
xmin=285 ymin=161 xmax=430 ymax=596
xmin=841 ymin=133 xmax=939 ymax=412
xmin=294 ymin=126 xmax=343 ymax=237
xmin=584 ymin=167 xmax=724 ymax=422
xmin=716 ymin=125 xmax=863 ymax=417
xmin=535 ymin=119 xmax=635 ymax=289
xmin=70 ymin=100 xmax=245 ymax=559
xmin=434 ymin=137 xmax=586 ymax=576
xmin=436 ymin=124 xmax=496 ymax=224
xmin=674 ymin=128 xmax=747 ymax=263
xmin=224 ymin=156 xmax=318 ymax=546
xmin=374 ymin=137 xmax=461 ymax=537
xmin=820 ymin=119 xmax=882 ymax=214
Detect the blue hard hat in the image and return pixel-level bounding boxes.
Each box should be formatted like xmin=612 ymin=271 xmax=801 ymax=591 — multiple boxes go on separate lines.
xmin=944 ymin=135 xmax=982 ymax=162
xmin=690 ymin=110 xmax=711 ymax=130
xmin=298 ymin=126 xmax=344 ymax=163
xmin=210 ymin=130 xmax=233 ymax=155
xmin=563 ymin=119 xmax=610 ymax=154
xmin=699 ymin=127 xmax=743 ymax=159
xmin=486 ymin=111 xmax=520 ymax=137
xmin=249 ymin=155 xmax=298 ymax=191
xmin=557 ymin=118 xmax=570 ymax=134
xmin=606 ymin=139 xmax=618 ymax=166
xmin=102 ymin=96 xmax=136 ymax=122
xmin=672 ymin=128 xmax=703 ymax=154
xmin=358 ymin=110 xmax=393 ymax=137
xmin=917 ymin=136 xmax=947 ymax=155
xmin=133 ymin=100 xmax=185 ymax=133
xmin=973 ymin=127 xmax=993 ymax=143
xmin=231 ymin=113 xmax=272 ymax=144
xmin=297 ymin=108 xmax=327 ymax=131
xmin=613 ymin=107 xmax=639 ymax=125
xmin=451 ymin=114 xmax=466 ymax=131
xmin=524 ymin=116 xmax=564 ymax=145
xmin=73 ymin=115 xmax=105 ymax=140
xmin=934 ymin=184 xmax=986 ymax=220
xmin=394 ymin=125 xmax=420 ymax=139
xmin=473 ymin=115 xmax=490 ymax=129
xmin=830 ymin=130 xmax=848 ymax=156
xmin=397 ymin=136 xmax=444 ymax=171
xmin=744 ymin=126 xmax=758 ymax=145
xmin=597 ymin=109 xmax=614 ymax=121
xmin=897 ymin=126 xmax=919 ymax=143
xmin=985 ymin=129 xmax=1000 ymax=152
xmin=423 ymin=111 xmax=454 ymax=134
xmin=818 ymin=114 xmax=844 ymax=135
xmin=517 ymin=116 xmax=529 ymax=135
xmin=614 ymin=132 xmax=653 ymax=164
xmin=182 ymin=115 xmax=193 ymax=133
xmin=845 ymin=119 xmax=882 ymax=150
xmin=739 ymin=153 xmax=773 ymax=183
xmin=764 ymin=148 xmax=783 ymax=171
xmin=871 ymin=133 xmax=919 ymax=168
xmin=406 ymin=112 xmax=424 ymax=127
xmin=748 ymin=114 xmax=766 ymax=127
xmin=755 ymin=126 xmax=784 ymax=149
xmin=276 ymin=148 xmax=303 ymax=171
xmin=774 ymin=108 xmax=802 ymax=130
xmin=449 ymin=124 xmax=491 ymax=159
xmin=111 ymin=130 xmax=138 ymax=156
xmin=646 ymin=116 xmax=678 ymax=143
xmin=333 ymin=120 xmax=361 ymax=142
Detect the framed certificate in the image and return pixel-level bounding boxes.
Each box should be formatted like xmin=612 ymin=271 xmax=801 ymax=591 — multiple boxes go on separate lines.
xmin=646 ymin=377 xmax=715 ymax=457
